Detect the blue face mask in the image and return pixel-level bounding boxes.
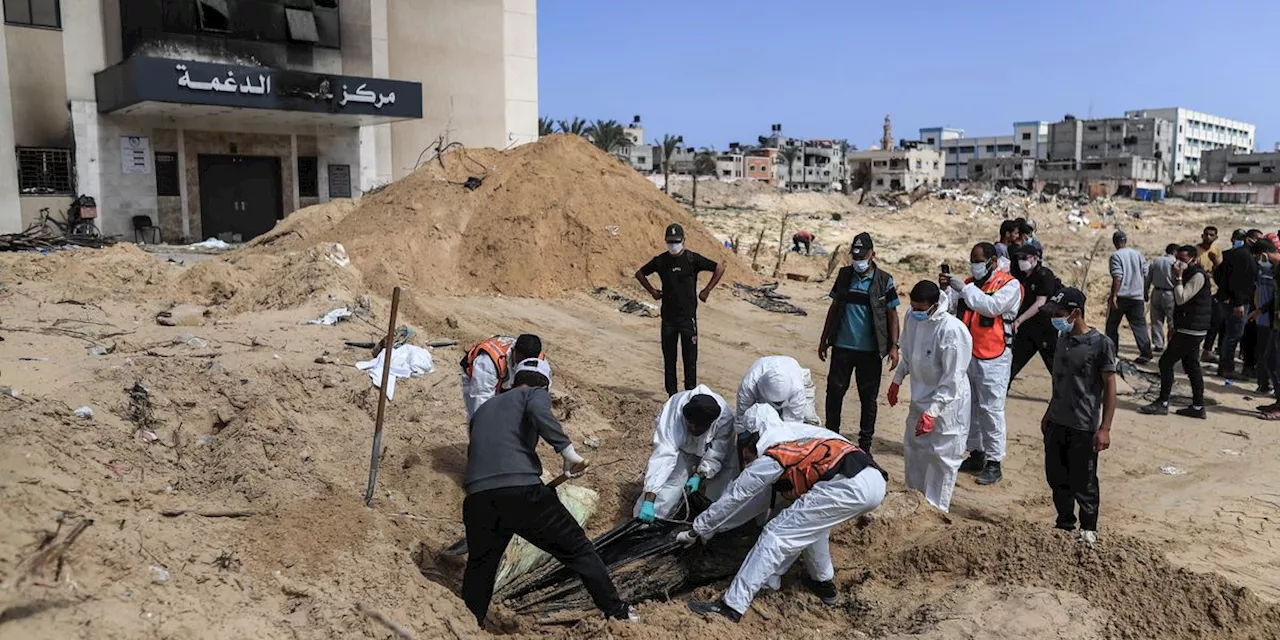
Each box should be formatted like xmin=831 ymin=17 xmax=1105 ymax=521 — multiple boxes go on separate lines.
xmin=1233 ymin=240 xmax=1245 ymax=248
xmin=1052 ymin=317 xmax=1073 ymax=333
xmin=853 ymin=259 xmax=870 ymax=273
xmin=909 ymin=310 xmax=929 ymax=322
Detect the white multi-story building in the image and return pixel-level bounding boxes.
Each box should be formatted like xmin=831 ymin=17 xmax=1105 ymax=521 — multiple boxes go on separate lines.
xmin=1124 ymin=108 xmax=1255 ymax=182
xmin=917 ymin=121 xmax=1049 ymax=181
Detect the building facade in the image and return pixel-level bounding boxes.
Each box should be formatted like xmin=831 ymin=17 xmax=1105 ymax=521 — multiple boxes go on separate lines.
xmin=847 ymin=148 xmax=944 ymax=192
xmin=918 ymin=121 xmax=1048 ymax=181
xmin=1125 ymin=107 xmax=1255 ymax=182
xmin=0 ymin=0 xmax=537 ymax=240
xmin=1044 ymin=114 xmax=1174 ymax=185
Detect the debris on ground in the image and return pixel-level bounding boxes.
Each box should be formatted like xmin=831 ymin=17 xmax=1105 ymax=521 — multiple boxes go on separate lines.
xmin=355 ymin=344 xmax=435 ymax=400
xmin=0 ymin=225 xmax=116 ymax=251
xmin=732 ymin=282 xmax=807 ymax=315
xmin=304 ymin=307 xmax=353 ymax=326
xmin=591 ymin=287 xmax=659 ymax=317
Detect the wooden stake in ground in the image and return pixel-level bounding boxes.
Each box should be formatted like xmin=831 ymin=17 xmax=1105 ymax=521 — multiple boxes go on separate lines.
xmin=772 ymin=213 xmax=794 ymax=277
xmin=364 ymin=286 xmax=403 ymax=508
xmin=750 ymin=227 xmax=767 ymax=272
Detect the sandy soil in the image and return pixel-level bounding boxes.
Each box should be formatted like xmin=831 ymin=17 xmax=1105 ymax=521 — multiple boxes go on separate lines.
xmin=3 ymin=140 xmax=1280 ymax=639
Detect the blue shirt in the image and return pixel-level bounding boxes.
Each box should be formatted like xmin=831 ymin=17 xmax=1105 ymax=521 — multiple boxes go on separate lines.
xmin=834 ymin=269 xmax=899 ymax=351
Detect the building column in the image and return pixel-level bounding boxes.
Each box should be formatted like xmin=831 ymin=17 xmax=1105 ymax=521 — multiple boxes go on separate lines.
xmin=177 ymin=128 xmax=190 ymax=240
xmin=0 ymin=23 xmax=20 ymax=233
xmin=290 ymin=133 xmax=300 ymax=213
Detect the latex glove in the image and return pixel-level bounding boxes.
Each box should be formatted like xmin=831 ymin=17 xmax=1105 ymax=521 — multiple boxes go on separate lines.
xmin=561 ymin=444 xmax=587 ymax=477
xmin=914 ymin=413 xmax=936 ymax=437
xmin=675 ymin=529 xmax=699 ymax=548
xmin=685 ymin=474 xmax=702 ymax=493
xmin=638 ymin=500 xmax=656 ymax=523
xmin=948 ymin=276 xmax=965 ymax=293
xmin=887 ymin=382 xmax=900 ymax=407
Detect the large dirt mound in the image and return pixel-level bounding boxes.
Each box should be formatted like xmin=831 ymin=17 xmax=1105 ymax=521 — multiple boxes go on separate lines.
xmin=253 ymin=134 xmax=742 ymax=297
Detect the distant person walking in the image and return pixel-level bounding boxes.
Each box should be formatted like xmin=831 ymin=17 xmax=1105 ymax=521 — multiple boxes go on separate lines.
xmin=1140 ymin=246 xmax=1210 ymax=419
xmin=636 ymin=223 xmax=726 ymax=396
xmin=1146 ymin=243 xmax=1180 ymax=354
xmin=1105 ymin=231 xmax=1153 ymax=364
xmin=819 ymin=232 xmax=901 ymax=451
xmin=792 ymin=231 xmax=814 ymax=255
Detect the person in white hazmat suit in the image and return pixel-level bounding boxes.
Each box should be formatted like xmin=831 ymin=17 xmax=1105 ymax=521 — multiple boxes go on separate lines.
xmin=942 ymin=242 xmax=1022 ymax=486
xmin=634 ymin=386 xmax=735 ymax=522
xmin=459 ymin=334 xmax=543 ymax=422
xmin=887 ymin=280 xmax=973 ymax=512
xmin=736 ymin=356 xmax=821 ymax=426
xmin=680 ymin=405 xmax=887 ymax=623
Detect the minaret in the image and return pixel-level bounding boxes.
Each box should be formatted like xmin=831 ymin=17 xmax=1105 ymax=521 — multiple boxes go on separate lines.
xmin=881 ymin=114 xmax=893 ymax=151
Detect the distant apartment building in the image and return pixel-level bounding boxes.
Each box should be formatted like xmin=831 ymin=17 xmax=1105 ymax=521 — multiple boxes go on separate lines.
xmin=715 ymin=148 xmax=744 ymax=179
xmin=918 ymin=122 xmax=1049 ymax=181
xmin=745 ymin=148 xmax=777 ymax=185
xmin=759 ymin=124 xmax=848 ymax=192
xmin=1125 ymin=108 xmax=1255 ymax=182
xmin=847 ymin=148 xmax=944 ymax=192
xmin=621 ymin=115 xmax=655 ymax=173
xmin=968 ymin=157 xmax=1036 ymax=185
xmin=1039 ymin=114 xmax=1172 ymax=197
xmin=1177 ymin=147 xmax=1280 ymax=204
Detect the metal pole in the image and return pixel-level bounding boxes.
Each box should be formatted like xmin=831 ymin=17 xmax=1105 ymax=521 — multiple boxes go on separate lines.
xmin=364 ymin=286 xmax=402 ymax=507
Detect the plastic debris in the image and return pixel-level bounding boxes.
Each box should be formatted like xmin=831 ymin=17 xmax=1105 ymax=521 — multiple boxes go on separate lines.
xmin=73 ymin=406 xmax=93 ymax=419
xmin=1159 ymin=466 xmax=1187 ymax=476
xmin=304 ymin=308 xmax=352 ymax=326
xmin=149 ymin=566 xmax=170 ymax=584
xmin=188 ymin=238 xmax=232 ymax=251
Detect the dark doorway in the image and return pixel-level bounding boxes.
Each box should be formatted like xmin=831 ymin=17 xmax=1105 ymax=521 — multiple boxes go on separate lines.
xmin=198 ymin=154 xmax=283 ymax=241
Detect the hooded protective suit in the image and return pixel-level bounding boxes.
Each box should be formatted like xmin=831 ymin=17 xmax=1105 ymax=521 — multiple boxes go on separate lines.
xmin=461 ymin=337 xmax=514 ymax=422
xmin=693 ymin=405 xmax=886 ymax=615
xmin=736 ymin=356 xmax=821 ymax=426
xmin=633 ymin=385 xmax=736 ymax=520
xmin=892 ymin=306 xmax=972 ymax=512
xmin=945 ymin=276 xmax=1022 ymax=463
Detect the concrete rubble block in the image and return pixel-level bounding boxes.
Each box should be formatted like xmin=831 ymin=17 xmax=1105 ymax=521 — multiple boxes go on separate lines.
xmin=156 ymin=304 xmax=210 ymax=327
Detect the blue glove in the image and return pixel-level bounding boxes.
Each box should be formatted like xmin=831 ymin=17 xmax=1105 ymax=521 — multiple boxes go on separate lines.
xmin=684 ymin=474 xmax=702 ymax=493
xmin=638 ymin=500 xmax=656 ymax=523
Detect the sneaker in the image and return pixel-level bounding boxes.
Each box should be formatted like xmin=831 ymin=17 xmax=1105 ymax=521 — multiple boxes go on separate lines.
xmin=1134 ymin=355 xmax=1153 ymax=365
xmin=687 ymin=600 xmax=742 ymax=623
xmin=1153 ymin=347 xmax=1164 ymax=354
xmin=1257 ymin=385 xmax=1273 ymax=396
xmin=959 ymin=450 xmax=986 ymax=473
xmin=1138 ymin=401 xmax=1169 ymax=415
xmin=800 ymin=574 xmax=839 ymax=606
xmin=1201 ymin=350 xmax=1216 ymax=363
xmin=1078 ymin=530 xmax=1098 ymax=546
xmin=1054 ymin=522 xmax=1076 ymax=532
xmin=611 ymin=605 xmax=640 ymax=623
xmin=1175 ymin=405 xmax=1207 ymax=420
xmin=976 ymin=461 xmax=1003 ymax=485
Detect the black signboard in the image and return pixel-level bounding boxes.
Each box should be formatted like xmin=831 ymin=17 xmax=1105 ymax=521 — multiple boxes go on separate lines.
xmin=95 ymin=56 xmax=423 ymax=120
xmin=328 ymin=164 xmax=352 ymax=198
xmin=155 ymin=151 xmax=180 ymax=196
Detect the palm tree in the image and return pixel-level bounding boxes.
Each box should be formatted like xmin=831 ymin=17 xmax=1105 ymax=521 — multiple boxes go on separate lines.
xmin=557 ymin=117 xmax=588 ymax=136
xmin=778 ymin=146 xmax=800 ymax=191
xmin=585 ymin=120 xmax=632 ymax=156
xmin=538 ymin=117 xmax=555 ymax=137
xmin=691 ymin=149 xmax=717 ymax=212
xmin=657 ymin=134 xmax=683 ymax=194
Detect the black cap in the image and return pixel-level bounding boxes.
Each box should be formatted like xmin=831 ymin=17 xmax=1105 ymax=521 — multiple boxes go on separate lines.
xmin=665 ymin=223 xmax=685 ymax=242
xmin=851 ymin=232 xmax=874 ymax=259
xmin=1044 ymin=287 xmax=1086 ymax=314
xmin=1232 ymin=228 xmax=1248 ymax=241
xmin=1012 ymin=243 xmax=1042 ymax=258
xmin=682 ymin=394 xmax=721 ymax=432
xmin=1112 ymin=230 xmax=1127 ymax=243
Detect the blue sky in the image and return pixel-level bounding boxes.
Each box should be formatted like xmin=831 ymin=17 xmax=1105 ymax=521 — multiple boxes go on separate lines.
xmin=538 ymin=0 xmax=1278 ymax=150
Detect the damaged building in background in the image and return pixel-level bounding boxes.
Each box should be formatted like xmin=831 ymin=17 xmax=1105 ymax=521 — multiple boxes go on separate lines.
xmin=1028 ymin=114 xmax=1173 ymax=199
xmin=1175 ymin=146 xmax=1280 ymax=204
xmin=846 ymin=143 xmax=945 ymax=192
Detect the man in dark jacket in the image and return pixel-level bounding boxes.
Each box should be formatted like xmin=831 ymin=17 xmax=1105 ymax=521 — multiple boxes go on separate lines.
xmin=1010 ymin=243 xmax=1061 ymax=384
xmin=1216 ymin=229 xmax=1260 ymax=379
xmin=1140 ymin=246 xmax=1211 ymax=419
xmin=819 ymin=232 xmax=900 ymax=451
xmin=462 ymin=359 xmax=636 ymax=626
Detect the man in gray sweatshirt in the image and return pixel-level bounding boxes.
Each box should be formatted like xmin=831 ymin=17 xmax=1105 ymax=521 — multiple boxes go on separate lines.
xmin=461 ymin=358 xmax=634 ymax=626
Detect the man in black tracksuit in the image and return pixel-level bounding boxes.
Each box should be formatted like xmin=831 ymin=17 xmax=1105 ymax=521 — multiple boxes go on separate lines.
xmin=636 ymin=223 xmax=726 ymax=396
xmin=1010 ymin=243 xmax=1061 ymax=384
xmin=461 ymin=359 xmax=634 ymax=626
xmin=1216 ymin=229 xmax=1260 ymax=379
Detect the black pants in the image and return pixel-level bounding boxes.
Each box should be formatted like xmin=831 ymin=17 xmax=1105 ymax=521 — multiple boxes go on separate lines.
xmin=1243 ymin=320 xmax=1259 ymax=369
xmin=1044 ymin=423 xmax=1100 ymax=531
xmin=1157 ymin=332 xmax=1205 ymax=406
xmin=1105 ymin=297 xmax=1152 ymax=358
xmin=462 ymin=484 xmax=627 ymax=625
xmin=661 ymin=318 xmax=697 ymax=397
xmin=1010 ymin=324 xmax=1057 ymax=382
xmin=825 ymin=347 xmax=881 ymax=451
xmin=1204 ymin=299 xmax=1223 ymax=352
xmin=793 ymin=238 xmax=811 ymax=255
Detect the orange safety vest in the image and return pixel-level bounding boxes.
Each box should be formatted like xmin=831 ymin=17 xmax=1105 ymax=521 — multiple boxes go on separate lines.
xmin=463 ymin=337 xmax=544 ymax=393
xmin=764 ymin=438 xmax=860 ymax=500
xmin=958 ymin=270 xmax=1020 ymax=360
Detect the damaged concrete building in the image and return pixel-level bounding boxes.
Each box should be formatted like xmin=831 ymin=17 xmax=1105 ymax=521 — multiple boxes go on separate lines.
xmin=1037 ymin=114 xmax=1173 ymax=198
xmin=846 ymin=146 xmax=944 ymax=192
xmin=1175 ymin=147 xmax=1280 ymax=204
xmin=918 ymin=121 xmax=1049 ymax=182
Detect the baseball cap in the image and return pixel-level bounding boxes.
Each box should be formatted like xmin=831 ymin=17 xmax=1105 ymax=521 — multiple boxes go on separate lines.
xmin=1112 ymin=230 xmax=1127 ymax=243
xmin=1044 ymin=287 xmax=1086 ymax=315
xmin=513 ymin=357 xmax=552 ymax=386
xmin=851 ymin=232 xmax=874 ymax=259
xmin=1012 ymin=243 xmax=1042 ymax=258
xmin=665 ymin=223 xmax=685 ymax=242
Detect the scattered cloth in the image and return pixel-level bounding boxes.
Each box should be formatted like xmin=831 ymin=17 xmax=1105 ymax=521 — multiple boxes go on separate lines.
xmin=305 ymin=308 xmax=352 ymax=326
xmin=73 ymin=406 xmax=93 ymax=419
xmin=188 ymin=238 xmax=232 ymax=251
xmin=356 ymin=344 xmax=435 ymax=400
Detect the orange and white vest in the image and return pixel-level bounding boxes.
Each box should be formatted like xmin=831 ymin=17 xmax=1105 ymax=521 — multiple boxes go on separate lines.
xmin=763 ymin=438 xmax=860 ymax=500
xmin=958 ymin=270 xmax=1020 ymax=360
xmin=462 ymin=337 xmax=545 ymax=393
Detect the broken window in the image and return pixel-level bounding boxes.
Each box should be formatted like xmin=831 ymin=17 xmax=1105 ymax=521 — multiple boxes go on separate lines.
xmin=1265 ymin=166 xmax=1275 ymax=174
xmin=875 ymin=178 xmax=884 ymax=186
xmin=16 ymin=147 xmax=72 ymax=194
xmin=1111 ymin=125 xmax=1122 ymax=132
xmin=926 ymin=137 xmax=935 ymax=144
xmin=1237 ymin=166 xmax=1251 ymax=174
xmin=286 ymin=7 xmax=320 ymax=43
xmin=197 ymin=0 xmax=229 ymax=32
xmin=1087 ymin=125 xmax=1098 ymax=132
xmin=1021 ymin=132 xmax=1032 ymax=141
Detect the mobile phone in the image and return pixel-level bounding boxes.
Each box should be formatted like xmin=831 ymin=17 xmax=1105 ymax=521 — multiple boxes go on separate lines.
xmin=941 ymin=263 xmax=951 ymax=275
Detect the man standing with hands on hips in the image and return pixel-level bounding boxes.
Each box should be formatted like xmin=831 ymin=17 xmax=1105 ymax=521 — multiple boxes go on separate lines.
xmin=636 ymin=223 xmax=726 ymax=396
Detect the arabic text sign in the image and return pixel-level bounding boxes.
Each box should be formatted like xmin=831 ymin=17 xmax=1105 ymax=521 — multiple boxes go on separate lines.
xmin=176 ymin=65 xmax=398 ymax=110
xmin=121 ymin=136 xmax=151 ymax=175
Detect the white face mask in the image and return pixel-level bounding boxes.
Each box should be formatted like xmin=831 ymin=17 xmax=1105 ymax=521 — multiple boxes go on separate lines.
xmin=667 ymin=242 xmax=683 ymax=255
xmin=970 ymin=262 xmax=989 ymax=280
xmin=1017 ymin=259 xmax=1034 ymax=273
xmin=853 ymin=259 xmax=870 ymax=273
